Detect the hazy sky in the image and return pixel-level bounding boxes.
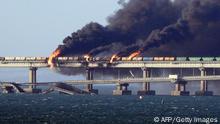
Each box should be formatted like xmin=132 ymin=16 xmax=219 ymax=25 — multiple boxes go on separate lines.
xmin=0 ymin=0 xmax=120 ymax=56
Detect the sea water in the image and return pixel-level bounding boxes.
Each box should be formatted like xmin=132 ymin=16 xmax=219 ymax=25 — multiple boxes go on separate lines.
xmin=0 ymin=94 xmax=219 ymax=124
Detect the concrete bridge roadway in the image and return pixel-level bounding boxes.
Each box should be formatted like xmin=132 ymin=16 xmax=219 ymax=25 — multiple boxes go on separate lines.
xmin=1 ymin=75 xmax=220 ymax=85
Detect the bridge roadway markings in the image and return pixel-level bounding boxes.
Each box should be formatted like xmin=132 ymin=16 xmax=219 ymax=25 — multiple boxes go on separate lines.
xmin=1 ymin=60 xmax=220 ymax=68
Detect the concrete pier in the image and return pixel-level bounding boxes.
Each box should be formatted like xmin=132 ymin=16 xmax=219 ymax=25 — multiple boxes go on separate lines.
xmin=171 ymin=81 xmax=190 ymax=96
xmin=113 ymin=83 xmax=132 ymax=95
xmin=27 ymin=67 xmax=41 ymax=93
xmin=195 ymin=68 xmax=213 ymax=96
xmin=85 ymin=68 xmax=98 ymax=94
xmin=29 ymin=67 xmax=37 ymax=87
xmin=137 ymin=68 xmax=155 ymax=95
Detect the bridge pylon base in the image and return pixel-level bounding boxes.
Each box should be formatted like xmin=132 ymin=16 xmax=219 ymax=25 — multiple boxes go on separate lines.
xmin=113 ymin=83 xmax=131 ymax=95
xmin=195 ymin=91 xmax=213 ymax=96
xmin=137 ymin=90 xmax=155 ymax=95
xmin=113 ymin=90 xmax=132 ymax=95
xmin=171 ymin=91 xmax=190 ymax=96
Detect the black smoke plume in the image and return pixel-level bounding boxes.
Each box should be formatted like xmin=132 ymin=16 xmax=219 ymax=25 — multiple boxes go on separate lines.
xmin=56 ymin=0 xmax=220 ymax=57
xmin=140 ymin=0 xmax=220 ymax=56
xmin=57 ymin=0 xmax=182 ymax=56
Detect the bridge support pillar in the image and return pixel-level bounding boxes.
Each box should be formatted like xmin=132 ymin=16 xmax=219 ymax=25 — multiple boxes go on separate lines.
xmin=28 ymin=67 xmax=41 ymax=93
xmin=137 ymin=68 xmax=155 ymax=95
xmin=85 ymin=68 xmax=98 ymax=94
xmin=113 ymin=83 xmax=132 ymax=95
xmin=195 ymin=68 xmax=213 ymax=96
xmin=171 ymin=81 xmax=190 ymax=96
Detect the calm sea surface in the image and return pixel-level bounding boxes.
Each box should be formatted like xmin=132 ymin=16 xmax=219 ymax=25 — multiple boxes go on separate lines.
xmin=0 ymin=94 xmax=219 ymax=124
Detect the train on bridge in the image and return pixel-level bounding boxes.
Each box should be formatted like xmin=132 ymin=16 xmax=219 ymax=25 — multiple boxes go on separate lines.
xmin=0 ymin=56 xmax=219 ymax=96
xmin=1 ymin=56 xmax=220 ymax=62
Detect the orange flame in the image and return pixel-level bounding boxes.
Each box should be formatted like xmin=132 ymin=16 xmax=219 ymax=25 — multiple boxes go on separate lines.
xmin=83 ymin=54 xmax=90 ymax=62
xmin=110 ymin=54 xmax=119 ymax=63
xmin=127 ymin=50 xmax=141 ymax=60
xmin=48 ymin=49 xmax=61 ymax=67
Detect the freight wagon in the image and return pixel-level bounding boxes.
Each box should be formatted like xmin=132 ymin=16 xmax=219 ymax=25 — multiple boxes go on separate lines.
xmin=1 ymin=56 xmax=220 ymax=62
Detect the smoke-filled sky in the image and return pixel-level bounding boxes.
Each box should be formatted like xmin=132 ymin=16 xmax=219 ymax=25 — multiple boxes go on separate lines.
xmin=56 ymin=0 xmax=220 ymax=57
xmin=0 ymin=0 xmax=120 ymax=56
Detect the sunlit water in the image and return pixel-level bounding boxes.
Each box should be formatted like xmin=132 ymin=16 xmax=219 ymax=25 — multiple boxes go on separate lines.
xmin=0 ymin=94 xmax=219 ymax=124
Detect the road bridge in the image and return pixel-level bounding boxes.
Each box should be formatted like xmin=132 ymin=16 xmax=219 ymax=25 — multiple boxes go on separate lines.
xmin=1 ymin=58 xmax=220 ymax=95
xmin=3 ymin=75 xmax=220 ymax=85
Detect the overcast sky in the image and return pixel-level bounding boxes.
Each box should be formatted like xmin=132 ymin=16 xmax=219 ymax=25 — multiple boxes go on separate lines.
xmin=0 ymin=0 xmax=120 ymax=56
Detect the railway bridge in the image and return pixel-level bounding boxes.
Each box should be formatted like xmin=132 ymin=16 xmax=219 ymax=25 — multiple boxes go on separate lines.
xmin=1 ymin=57 xmax=220 ymax=96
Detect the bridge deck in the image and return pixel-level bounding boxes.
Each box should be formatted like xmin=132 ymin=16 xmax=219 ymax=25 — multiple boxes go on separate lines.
xmin=2 ymin=75 xmax=220 ymax=85
xmin=42 ymin=83 xmax=89 ymax=95
xmin=1 ymin=60 xmax=220 ymax=68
